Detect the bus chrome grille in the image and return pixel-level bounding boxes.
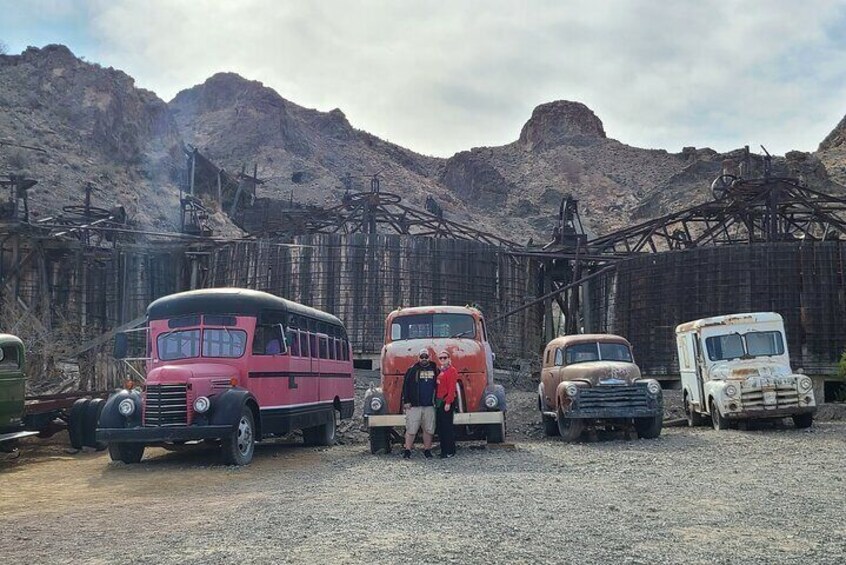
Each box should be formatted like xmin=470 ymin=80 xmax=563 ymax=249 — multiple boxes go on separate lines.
xmin=144 ymin=384 xmax=188 ymax=427
xmin=578 ymin=385 xmax=649 ymax=409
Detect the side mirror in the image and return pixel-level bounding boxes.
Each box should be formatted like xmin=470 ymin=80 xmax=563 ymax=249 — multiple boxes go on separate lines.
xmin=113 ymin=333 xmax=128 ymax=359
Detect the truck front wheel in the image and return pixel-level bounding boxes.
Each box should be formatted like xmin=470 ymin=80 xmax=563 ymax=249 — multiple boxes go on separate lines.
xmin=792 ymin=413 xmax=813 ymax=429
xmin=486 ymin=416 xmax=506 ymax=444
xmin=710 ymin=400 xmax=730 ymax=431
xmin=221 ymin=406 xmax=255 ymax=465
xmin=557 ymin=412 xmax=583 ymax=442
xmin=635 ymin=414 xmax=663 ymax=439
xmin=108 ymin=442 xmax=144 ymax=464
xmin=542 ymin=413 xmax=559 ymax=437
xmin=369 ymin=427 xmax=391 ymax=454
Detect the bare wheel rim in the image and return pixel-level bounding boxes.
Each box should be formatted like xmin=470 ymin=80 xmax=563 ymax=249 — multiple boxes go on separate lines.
xmin=237 ymin=416 xmax=253 ymax=455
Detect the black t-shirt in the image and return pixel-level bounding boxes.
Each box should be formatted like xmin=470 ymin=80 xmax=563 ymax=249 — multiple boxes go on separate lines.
xmin=401 ymin=362 xmax=439 ymax=407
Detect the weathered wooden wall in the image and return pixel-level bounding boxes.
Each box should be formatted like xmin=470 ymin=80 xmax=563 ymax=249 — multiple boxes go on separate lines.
xmin=585 ymin=241 xmax=846 ymax=377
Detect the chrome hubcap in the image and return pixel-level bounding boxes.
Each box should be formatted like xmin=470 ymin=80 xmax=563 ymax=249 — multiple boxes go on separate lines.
xmin=237 ymin=416 xmax=253 ymax=455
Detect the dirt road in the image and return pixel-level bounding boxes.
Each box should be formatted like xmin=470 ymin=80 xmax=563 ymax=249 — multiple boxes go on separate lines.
xmin=3 ymin=392 xmax=846 ymax=564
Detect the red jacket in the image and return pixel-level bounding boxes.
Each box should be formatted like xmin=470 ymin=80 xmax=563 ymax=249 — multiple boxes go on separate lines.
xmin=436 ymin=365 xmax=458 ymax=405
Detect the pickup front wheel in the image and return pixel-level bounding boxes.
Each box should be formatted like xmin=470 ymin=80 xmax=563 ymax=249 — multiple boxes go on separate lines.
xmin=557 ymin=412 xmax=583 ymax=442
xmin=635 ymin=414 xmax=663 ymax=439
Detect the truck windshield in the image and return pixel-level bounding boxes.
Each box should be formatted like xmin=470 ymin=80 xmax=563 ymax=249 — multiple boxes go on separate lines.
xmin=157 ymin=328 xmax=247 ymax=360
xmin=706 ymin=331 xmax=785 ymax=361
xmin=390 ymin=314 xmax=476 ymax=341
xmin=565 ymin=342 xmax=633 ymax=364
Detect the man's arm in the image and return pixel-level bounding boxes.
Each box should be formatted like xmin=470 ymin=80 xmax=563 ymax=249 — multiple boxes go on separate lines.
xmin=401 ymin=365 xmax=415 ymax=406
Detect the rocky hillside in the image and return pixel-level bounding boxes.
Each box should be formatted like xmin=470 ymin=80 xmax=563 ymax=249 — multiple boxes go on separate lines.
xmin=2 ymin=44 xmax=846 ymax=243
xmin=0 ymin=45 xmax=236 ymax=234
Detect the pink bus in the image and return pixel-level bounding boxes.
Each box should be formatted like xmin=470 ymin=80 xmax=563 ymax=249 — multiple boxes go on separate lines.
xmin=97 ymin=288 xmax=354 ymax=465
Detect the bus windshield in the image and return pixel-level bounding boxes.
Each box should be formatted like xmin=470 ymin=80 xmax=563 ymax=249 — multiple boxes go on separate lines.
xmin=705 ymin=331 xmax=785 ymax=361
xmin=157 ymin=328 xmax=247 ymax=360
xmin=390 ymin=314 xmax=476 ymax=341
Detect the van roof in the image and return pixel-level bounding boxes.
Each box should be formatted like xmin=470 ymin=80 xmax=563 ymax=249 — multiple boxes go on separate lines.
xmin=147 ymin=288 xmax=342 ymax=326
xmin=675 ymin=312 xmax=783 ymax=334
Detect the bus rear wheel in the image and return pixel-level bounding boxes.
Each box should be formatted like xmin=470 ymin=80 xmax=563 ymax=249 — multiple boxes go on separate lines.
xmin=304 ymin=410 xmax=337 ymax=447
xmin=222 ymin=406 xmax=255 ymax=465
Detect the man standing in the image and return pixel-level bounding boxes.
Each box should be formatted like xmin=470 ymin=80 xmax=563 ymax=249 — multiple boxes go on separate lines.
xmin=401 ymin=349 xmax=438 ymax=459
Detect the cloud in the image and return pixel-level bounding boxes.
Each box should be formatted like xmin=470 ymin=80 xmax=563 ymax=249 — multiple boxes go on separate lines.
xmin=3 ymin=0 xmax=846 ymax=156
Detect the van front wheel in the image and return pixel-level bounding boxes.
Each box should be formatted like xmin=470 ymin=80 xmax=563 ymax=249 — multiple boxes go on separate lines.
xmin=792 ymin=413 xmax=813 ymax=429
xmin=710 ymin=400 xmax=730 ymax=431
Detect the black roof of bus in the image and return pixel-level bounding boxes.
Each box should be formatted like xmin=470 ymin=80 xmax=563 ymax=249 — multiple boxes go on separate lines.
xmin=147 ymin=288 xmax=343 ymax=327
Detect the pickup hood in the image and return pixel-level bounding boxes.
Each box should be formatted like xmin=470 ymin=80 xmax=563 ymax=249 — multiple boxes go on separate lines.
xmin=382 ymin=338 xmax=485 ymax=376
xmin=559 ymin=361 xmax=641 ymax=386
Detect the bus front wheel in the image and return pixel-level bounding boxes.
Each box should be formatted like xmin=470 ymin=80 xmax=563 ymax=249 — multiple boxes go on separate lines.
xmin=222 ymin=406 xmax=255 ymax=465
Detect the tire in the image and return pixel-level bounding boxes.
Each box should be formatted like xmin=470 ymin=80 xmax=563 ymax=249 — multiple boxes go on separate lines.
xmin=82 ymin=398 xmax=107 ymax=451
xmin=369 ymin=428 xmax=391 ymax=454
xmin=685 ymin=393 xmax=706 ymax=427
xmin=710 ymin=399 xmax=730 ymax=431
xmin=542 ymin=413 xmax=559 ymax=437
xmin=221 ymin=405 xmax=256 ymax=465
xmin=303 ymin=410 xmax=338 ymax=447
xmin=557 ymin=411 xmax=584 ymax=442
xmin=108 ymin=442 xmax=144 ymax=464
xmin=792 ymin=413 xmax=813 ymax=429
xmin=68 ymin=398 xmax=90 ymax=450
xmin=486 ymin=415 xmax=506 ymax=444
xmin=635 ymin=414 xmax=663 ymax=439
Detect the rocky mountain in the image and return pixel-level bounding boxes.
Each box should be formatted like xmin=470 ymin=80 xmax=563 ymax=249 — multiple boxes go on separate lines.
xmin=2 ymin=44 xmax=846 ymax=244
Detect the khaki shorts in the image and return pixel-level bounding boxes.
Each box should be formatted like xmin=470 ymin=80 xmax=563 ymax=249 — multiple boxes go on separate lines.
xmin=405 ymin=406 xmax=436 ymax=435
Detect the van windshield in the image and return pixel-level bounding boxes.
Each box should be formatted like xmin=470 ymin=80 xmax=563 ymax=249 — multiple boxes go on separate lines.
xmin=390 ymin=314 xmax=476 ymax=341
xmin=564 ymin=342 xmax=633 ymax=365
xmin=705 ymin=331 xmax=785 ymax=361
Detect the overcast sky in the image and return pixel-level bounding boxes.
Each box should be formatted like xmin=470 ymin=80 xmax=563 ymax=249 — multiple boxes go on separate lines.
xmin=2 ymin=0 xmax=846 ymax=157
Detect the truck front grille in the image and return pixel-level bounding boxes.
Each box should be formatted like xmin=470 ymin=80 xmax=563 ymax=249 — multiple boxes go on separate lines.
xmin=578 ymin=385 xmax=649 ymax=409
xmin=144 ymin=384 xmax=188 ymax=427
xmin=741 ymin=386 xmax=799 ymax=409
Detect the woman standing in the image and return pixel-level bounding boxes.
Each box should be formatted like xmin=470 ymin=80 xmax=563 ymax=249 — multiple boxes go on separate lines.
xmin=435 ymin=350 xmax=458 ymax=458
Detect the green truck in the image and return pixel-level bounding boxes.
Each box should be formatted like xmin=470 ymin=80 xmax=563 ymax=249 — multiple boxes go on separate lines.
xmin=0 ymin=333 xmax=105 ymax=454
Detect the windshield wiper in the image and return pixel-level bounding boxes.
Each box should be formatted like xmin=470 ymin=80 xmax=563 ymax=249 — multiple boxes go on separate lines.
xmin=450 ymin=330 xmax=473 ymax=339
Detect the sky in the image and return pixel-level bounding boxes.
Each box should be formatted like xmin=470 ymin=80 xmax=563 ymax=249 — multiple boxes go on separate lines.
xmin=1 ymin=0 xmax=846 ymax=158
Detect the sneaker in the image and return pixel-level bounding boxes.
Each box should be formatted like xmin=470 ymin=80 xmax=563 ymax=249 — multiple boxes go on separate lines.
xmin=402 ymin=449 xmax=411 ymax=459
xmin=423 ymin=449 xmax=433 ymax=459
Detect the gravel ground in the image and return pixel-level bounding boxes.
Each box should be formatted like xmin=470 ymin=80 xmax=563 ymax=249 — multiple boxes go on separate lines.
xmin=2 ymin=375 xmax=846 ymax=564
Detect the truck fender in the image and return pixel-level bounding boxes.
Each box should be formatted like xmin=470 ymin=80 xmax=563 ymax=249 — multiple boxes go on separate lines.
xmin=98 ymin=390 xmax=142 ymax=429
xmin=209 ymin=388 xmax=260 ymax=437
xmin=483 ymin=384 xmax=507 ymax=412
xmin=363 ymin=387 xmax=386 ymax=416
xmin=555 ymin=381 xmax=580 ymax=411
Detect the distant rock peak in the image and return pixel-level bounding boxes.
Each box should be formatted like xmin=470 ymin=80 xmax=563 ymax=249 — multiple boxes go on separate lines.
xmin=519 ymin=100 xmax=606 ymax=151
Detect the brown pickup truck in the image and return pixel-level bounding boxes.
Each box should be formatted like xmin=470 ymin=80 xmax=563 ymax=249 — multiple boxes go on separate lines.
xmin=538 ymin=334 xmax=663 ymax=441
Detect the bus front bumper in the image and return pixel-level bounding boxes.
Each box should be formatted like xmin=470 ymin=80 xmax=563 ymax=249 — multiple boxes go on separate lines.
xmin=365 ymin=411 xmax=504 ymax=428
xmin=96 ymin=425 xmax=234 ymax=443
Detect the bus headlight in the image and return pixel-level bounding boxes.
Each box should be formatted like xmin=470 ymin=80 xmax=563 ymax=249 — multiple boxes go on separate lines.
xmin=647 ymin=381 xmax=661 ymax=396
xmin=118 ymin=398 xmax=135 ymax=417
xmin=565 ymin=383 xmax=579 ymax=398
xmin=369 ymin=397 xmax=384 ymax=412
xmin=484 ymin=394 xmax=498 ymax=409
xmin=193 ymin=396 xmax=210 ymax=414
xmin=724 ymin=384 xmax=738 ymax=398
xmin=798 ymin=377 xmax=813 ymax=393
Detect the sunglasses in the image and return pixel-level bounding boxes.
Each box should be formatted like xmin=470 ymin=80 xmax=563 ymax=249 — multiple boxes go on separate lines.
xmin=419 ymin=355 xmax=429 ymax=359
xmin=438 ymin=356 xmax=449 ymax=360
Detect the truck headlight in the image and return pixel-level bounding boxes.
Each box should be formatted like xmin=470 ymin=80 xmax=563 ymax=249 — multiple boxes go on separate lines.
xmin=369 ymin=397 xmax=383 ymax=412
xmin=647 ymin=381 xmax=661 ymax=396
xmin=724 ymin=384 xmax=738 ymax=398
xmin=798 ymin=377 xmax=813 ymax=392
xmin=118 ymin=398 xmax=135 ymax=417
xmin=565 ymin=383 xmax=579 ymax=398
xmin=484 ymin=394 xmax=498 ymax=409
xmin=193 ymin=396 xmax=210 ymax=414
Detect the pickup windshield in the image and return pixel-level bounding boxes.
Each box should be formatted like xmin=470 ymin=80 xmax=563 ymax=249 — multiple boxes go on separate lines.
xmin=390 ymin=314 xmax=476 ymax=341
xmin=564 ymin=342 xmax=633 ymax=365
xmin=705 ymin=331 xmax=785 ymax=361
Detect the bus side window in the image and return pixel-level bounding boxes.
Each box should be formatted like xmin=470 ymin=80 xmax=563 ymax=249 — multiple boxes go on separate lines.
xmin=310 ymin=334 xmax=318 ymax=359
xmin=329 ymin=338 xmax=336 ymax=360
xmin=289 ymin=329 xmax=300 ymax=357
xmin=253 ymin=325 xmax=285 ymax=355
xmin=300 ymin=332 xmax=310 ymax=358
xmin=319 ymin=337 xmax=328 ymax=359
